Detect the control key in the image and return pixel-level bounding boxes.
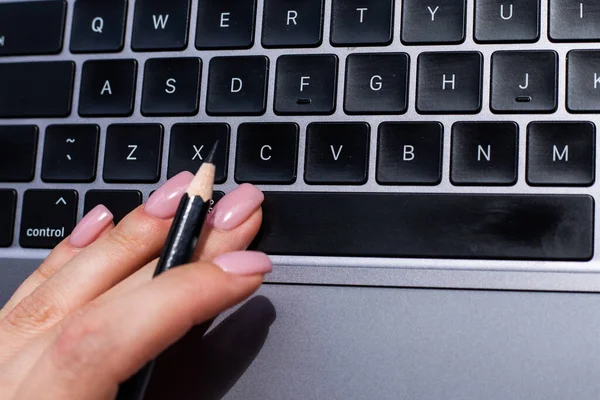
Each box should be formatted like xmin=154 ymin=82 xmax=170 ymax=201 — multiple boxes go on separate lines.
xmin=20 ymin=190 xmax=78 ymax=249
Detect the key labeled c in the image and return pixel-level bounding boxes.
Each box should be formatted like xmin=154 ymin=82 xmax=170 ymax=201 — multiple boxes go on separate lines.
xmin=260 ymin=145 xmax=272 ymax=161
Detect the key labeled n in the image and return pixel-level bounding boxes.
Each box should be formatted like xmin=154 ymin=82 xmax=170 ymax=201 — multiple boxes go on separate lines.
xmin=152 ymin=14 xmax=169 ymax=30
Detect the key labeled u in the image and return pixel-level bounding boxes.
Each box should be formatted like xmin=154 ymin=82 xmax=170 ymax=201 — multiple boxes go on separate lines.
xmin=500 ymin=4 xmax=513 ymax=20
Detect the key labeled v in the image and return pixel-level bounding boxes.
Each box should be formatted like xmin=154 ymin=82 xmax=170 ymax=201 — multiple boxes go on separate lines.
xmin=330 ymin=145 xmax=343 ymax=161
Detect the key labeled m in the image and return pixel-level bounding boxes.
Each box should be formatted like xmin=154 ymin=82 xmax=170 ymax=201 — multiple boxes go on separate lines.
xmin=152 ymin=14 xmax=169 ymax=30
xmin=553 ymin=145 xmax=568 ymax=162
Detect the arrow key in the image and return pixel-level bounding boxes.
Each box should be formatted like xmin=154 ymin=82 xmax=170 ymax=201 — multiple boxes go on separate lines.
xmin=20 ymin=190 xmax=78 ymax=249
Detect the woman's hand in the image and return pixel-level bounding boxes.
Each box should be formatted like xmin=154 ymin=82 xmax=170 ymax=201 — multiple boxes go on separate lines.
xmin=0 ymin=173 xmax=270 ymax=400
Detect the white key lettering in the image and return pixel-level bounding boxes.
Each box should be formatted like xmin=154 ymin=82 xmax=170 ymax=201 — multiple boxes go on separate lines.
xmin=519 ymin=73 xmax=529 ymax=90
xmin=100 ymin=80 xmax=112 ymax=95
xmin=165 ymin=78 xmax=176 ymax=94
xmin=192 ymin=144 xmax=204 ymax=160
xmin=370 ymin=75 xmax=383 ymax=91
xmin=580 ymin=3 xmax=584 ymax=19
xmin=231 ymin=77 xmax=243 ymax=93
xmin=357 ymin=8 xmax=368 ymax=23
xmin=127 ymin=145 xmax=138 ymax=161
xmin=300 ymin=76 xmax=310 ymax=92
xmin=594 ymin=73 xmax=600 ymax=89
xmin=260 ymin=145 xmax=272 ymax=161
xmin=287 ymin=10 xmax=298 ymax=26
xmin=330 ymin=145 xmax=343 ymax=161
xmin=500 ymin=4 xmax=513 ymax=20
xmin=553 ymin=145 xmax=569 ymax=162
xmin=152 ymin=14 xmax=169 ymax=30
xmin=0 ymin=36 xmax=4 ymax=47
xmin=477 ymin=145 xmax=491 ymax=161
xmin=91 ymin=17 xmax=104 ymax=33
xmin=403 ymin=145 xmax=415 ymax=161
xmin=442 ymin=74 xmax=456 ymax=90
xmin=220 ymin=12 xmax=230 ymax=28
xmin=428 ymin=6 xmax=440 ymax=21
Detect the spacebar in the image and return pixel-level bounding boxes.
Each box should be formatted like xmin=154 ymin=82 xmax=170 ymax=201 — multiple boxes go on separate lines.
xmin=251 ymin=193 xmax=594 ymax=261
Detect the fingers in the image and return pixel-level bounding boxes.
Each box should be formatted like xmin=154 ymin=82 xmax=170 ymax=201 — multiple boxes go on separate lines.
xmin=0 ymin=172 xmax=194 ymax=355
xmin=100 ymin=184 xmax=265 ymax=301
xmin=0 ymin=206 xmax=114 ymax=322
xmin=15 ymin=252 xmax=272 ymax=400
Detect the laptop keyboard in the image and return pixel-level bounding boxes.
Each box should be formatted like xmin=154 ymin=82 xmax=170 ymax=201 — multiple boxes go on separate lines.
xmin=0 ymin=0 xmax=598 ymax=280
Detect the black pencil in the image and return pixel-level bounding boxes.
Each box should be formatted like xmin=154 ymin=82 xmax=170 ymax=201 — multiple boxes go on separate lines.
xmin=116 ymin=142 xmax=218 ymax=400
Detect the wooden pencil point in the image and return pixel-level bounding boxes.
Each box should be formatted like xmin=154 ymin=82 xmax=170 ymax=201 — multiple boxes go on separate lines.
xmin=186 ymin=142 xmax=217 ymax=200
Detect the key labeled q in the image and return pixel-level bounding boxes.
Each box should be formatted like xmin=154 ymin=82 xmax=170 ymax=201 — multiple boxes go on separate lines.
xmin=91 ymin=17 xmax=104 ymax=33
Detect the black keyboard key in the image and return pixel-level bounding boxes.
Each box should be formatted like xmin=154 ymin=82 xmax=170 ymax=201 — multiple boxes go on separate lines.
xmin=0 ymin=126 xmax=38 ymax=182
xmin=527 ymin=122 xmax=595 ymax=187
xmin=451 ymin=122 xmax=518 ymax=186
xmin=549 ymin=0 xmax=600 ymax=41
xmin=274 ymin=55 xmax=338 ymax=115
xmin=262 ymin=0 xmax=324 ymax=48
xmin=305 ymin=123 xmax=370 ymax=185
xmin=567 ymin=50 xmax=600 ymax=113
xmin=85 ymin=190 xmax=142 ymax=224
xmin=132 ymin=0 xmax=191 ymax=51
xmin=491 ymin=51 xmax=558 ymax=114
xmin=103 ymin=124 xmax=163 ymax=183
xmin=344 ymin=53 xmax=409 ymax=115
xmin=168 ymin=123 xmax=229 ymax=183
xmin=235 ymin=123 xmax=299 ymax=184
xmin=79 ymin=59 xmax=137 ymax=117
xmin=70 ymin=0 xmax=128 ymax=53
xmin=330 ymin=0 xmax=394 ymax=46
xmin=0 ymin=190 xmax=16 ymax=247
xmin=0 ymin=62 xmax=75 ymax=118
xmin=20 ymin=190 xmax=78 ymax=249
xmin=252 ymin=193 xmax=594 ymax=261
xmin=475 ymin=0 xmax=540 ymax=43
xmin=377 ymin=122 xmax=443 ymax=185
xmin=41 ymin=125 xmax=100 ymax=183
xmin=0 ymin=0 xmax=66 ymax=56
xmin=416 ymin=52 xmax=483 ymax=114
xmin=402 ymin=0 xmax=466 ymax=44
xmin=141 ymin=58 xmax=201 ymax=116
xmin=206 ymin=56 xmax=269 ymax=116
xmin=196 ymin=0 xmax=256 ymax=49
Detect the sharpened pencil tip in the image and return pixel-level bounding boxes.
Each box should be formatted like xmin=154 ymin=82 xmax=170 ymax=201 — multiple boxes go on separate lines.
xmin=204 ymin=141 xmax=218 ymax=165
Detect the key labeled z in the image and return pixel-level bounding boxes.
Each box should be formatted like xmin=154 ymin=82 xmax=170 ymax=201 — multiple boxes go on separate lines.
xmin=127 ymin=144 xmax=138 ymax=161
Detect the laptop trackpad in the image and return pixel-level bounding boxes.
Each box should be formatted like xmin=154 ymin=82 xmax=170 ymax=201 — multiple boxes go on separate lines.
xmin=146 ymin=284 xmax=600 ymax=400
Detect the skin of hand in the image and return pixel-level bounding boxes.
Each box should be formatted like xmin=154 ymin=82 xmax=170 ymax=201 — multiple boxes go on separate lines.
xmin=0 ymin=174 xmax=270 ymax=400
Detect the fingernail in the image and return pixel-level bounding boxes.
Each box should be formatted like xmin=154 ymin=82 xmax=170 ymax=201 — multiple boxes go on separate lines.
xmin=213 ymin=251 xmax=272 ymax=276
xmin=209 ymin=184 xmax=264 ymax=230
xmin=69 ymin=205 xmax=113 ymax=249
xmin=145 ymin=172 xmax=194 ymax=219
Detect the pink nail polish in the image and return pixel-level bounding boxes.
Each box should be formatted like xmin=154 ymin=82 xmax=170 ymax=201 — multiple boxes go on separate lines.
xmin=208 ymin=184 xmax=264 ymax=230
xmin=145 ymin=172 xmax=195 ymax=219
xmin=69 ymin=205 xmax=113 ymax=249
xmin=213 ymin=251 xmax=272 ymax=276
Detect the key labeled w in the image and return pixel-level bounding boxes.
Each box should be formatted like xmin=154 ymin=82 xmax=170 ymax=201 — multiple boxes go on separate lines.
xmin=152 ymin=14 xmax=169 ymax=30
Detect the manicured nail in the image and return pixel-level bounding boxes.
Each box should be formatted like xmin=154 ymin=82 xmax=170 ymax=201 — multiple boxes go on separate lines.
xmin=145 ymin=172 xmax=195 ymax=219
xmin=213 ymin=251 xmax=272 ymax=276
xmin=209 ymin=184 xmax=264 ymax=230
xmin=69 ymin=205 xmax=113 ymax=249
